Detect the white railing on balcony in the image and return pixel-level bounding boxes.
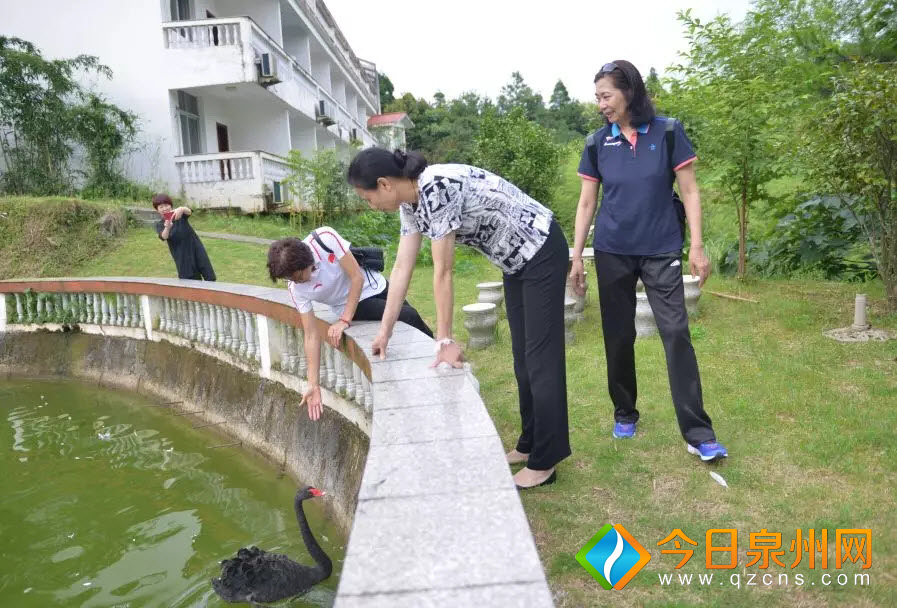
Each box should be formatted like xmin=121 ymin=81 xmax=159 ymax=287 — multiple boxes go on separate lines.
xmin=177 ymin=152 xmax=257 ymax=184
xmin=163 ymin=20 xmax=241 ymax=49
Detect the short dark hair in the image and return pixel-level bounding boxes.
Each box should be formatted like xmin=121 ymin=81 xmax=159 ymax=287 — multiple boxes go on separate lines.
xmin=267 ymin=238 xmax=315 ymax=282
xmin=151 ymin=193 xmax=173 ymax=209
xmin=347 ymin=148 xmax=428 ymax=190
xmin=594 ymin=59 xmax=656 ymax=127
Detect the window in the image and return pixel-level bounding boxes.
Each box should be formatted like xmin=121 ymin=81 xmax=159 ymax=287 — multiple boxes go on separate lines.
xmin=177 ymin=91 xmax=202 ymax=155
xmin=170 ymin=0 xmax=191 ymax=20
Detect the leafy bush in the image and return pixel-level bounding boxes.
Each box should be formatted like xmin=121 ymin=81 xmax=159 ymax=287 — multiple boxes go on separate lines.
xmin=473 ymin=107 xmax=563 ymax=204
xmin=719 ymin=195 xmax=876 ymax=281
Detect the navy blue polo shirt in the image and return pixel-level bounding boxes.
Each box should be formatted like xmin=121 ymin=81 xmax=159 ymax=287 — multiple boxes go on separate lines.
xmin=577 ymin=116 xmax=697 ymax=255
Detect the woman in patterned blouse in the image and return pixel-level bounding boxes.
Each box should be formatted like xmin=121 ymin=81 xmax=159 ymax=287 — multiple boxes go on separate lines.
xmin=348 ymin=148 xmax=571 ymax=490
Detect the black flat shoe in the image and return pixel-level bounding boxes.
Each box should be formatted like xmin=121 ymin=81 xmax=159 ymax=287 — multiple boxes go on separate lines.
xmin=515 ymin=470 xmax=557 ymax=490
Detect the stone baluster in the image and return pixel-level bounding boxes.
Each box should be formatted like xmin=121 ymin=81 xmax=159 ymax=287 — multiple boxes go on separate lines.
xmin=15 ymin=293 xmax=24 ymax=324
xmin=235 ymin=310 xmax=247 ymax=358
xmin=296 ymin=328 xmax=307 ymax=376
xmin=207 ymin=303 xmax=217 ymax=347
xmin=35 ymin=293 xmax=46 ymax=323
xmin=128 ymin=295 xmax=139 ymax=327
xmin=343 ymin=356 xmax=356 ymax=401
xmin=352 ymin=365 xmax=364 ymax=408
xmin=245 ymin=312 xmax=257 ymax=361
xmin=252 ymin=314 xmax=261 ymax=362
xmin=213 ymin=306 xmax=225 ymax=349
xmin=78 ymin=293 xmax=87 ymax=323
xmin=362 ymin=374 xmax=373 ymax=412
xmin=322 ymin=344 xmax=335 ymax=389
xmin=334 ymin=349 xmax=347 ymax=395
xmin=104 ymin=295 xmax=115 ymax=325
xmin=280 ymin=323 xmax=295 ymax=372
xmin=220 ymin=306 xmax=233 ymax=351
xmin=229 ymin=308 xmax=241 ymax=354
xmin=113 ymin=294 xmax=123 ymax=326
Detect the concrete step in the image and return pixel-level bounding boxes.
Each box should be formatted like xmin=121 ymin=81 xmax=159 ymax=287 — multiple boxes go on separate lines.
xmin=124 ymin=206 xmax=158 ymax=225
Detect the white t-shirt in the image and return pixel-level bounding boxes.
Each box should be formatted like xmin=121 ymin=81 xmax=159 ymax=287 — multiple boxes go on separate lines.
xmin=286 ymin=226 xmax=386 ymax=318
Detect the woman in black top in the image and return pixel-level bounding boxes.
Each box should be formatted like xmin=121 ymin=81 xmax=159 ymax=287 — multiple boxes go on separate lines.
xmin=153 ymin=193 xmax=216 ymax=281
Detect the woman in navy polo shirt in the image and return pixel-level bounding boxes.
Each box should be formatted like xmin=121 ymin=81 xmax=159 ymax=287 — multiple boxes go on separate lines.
xmin=348 ymin=148 xmax=571 ymax=489
xmin=569 ymin=60 xmax=727 ymax=462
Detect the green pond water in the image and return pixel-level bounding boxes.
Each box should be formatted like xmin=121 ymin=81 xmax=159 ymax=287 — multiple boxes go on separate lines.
xmin=0 ymin=379 xmax=345 ymax=607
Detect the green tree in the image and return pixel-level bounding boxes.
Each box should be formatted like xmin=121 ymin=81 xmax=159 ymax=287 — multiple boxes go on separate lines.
xmin=378 ymin=73 xmax=394 ymax=109
xmin=473 ymin=107 xmax=562 ymax=203
xmin=667 ymin=10 xmax=789 ymax=277
xmin=497 ymin=72 xmax=545 ymax=122
xmin=802 ymin=61 xmax=897 ymax=309
xmin=0 ymin=36 xmax=138 ymax=197
xmin=285 ymin=149 xmax=350 ymax=227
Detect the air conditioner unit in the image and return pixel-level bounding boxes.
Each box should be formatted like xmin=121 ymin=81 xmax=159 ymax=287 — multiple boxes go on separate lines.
xmin=256 ymin=53 xmax=281 ymax=87
xmin=316 ymin=100 xmax=335 ymax=126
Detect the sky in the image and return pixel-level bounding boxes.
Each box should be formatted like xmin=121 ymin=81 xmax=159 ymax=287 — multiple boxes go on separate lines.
xmin=325 ymin=0 xmax=754 ymax=104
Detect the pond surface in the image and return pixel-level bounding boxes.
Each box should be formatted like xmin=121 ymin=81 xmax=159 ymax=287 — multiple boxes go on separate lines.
xmin=0 ymin=379 xmax=343 ymax=607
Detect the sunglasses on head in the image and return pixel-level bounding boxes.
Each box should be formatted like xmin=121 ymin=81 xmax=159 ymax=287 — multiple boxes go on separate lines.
xmin=600 ymin=62 xmax=619 ymax=73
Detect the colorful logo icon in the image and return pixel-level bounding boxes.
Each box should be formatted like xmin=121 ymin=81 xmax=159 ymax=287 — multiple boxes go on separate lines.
xmin=575 ymin=524 xmax=652 ymax=589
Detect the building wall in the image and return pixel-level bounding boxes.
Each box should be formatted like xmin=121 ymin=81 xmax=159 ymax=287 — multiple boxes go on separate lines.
xmin=2 ymin=0 xmax=377 ymax=200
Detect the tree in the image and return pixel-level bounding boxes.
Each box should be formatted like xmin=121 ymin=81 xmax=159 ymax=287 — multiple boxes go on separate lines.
xmin=667 ymin=11 xmax=789 ymax=277
xmin=378 ymin=73 xmax=394 ymax=109
xmin=645 ymin=67 xmax=665 ymax=100
xmin=497 ymin=72 xmax=545 ymax=122
xmin=473 ymin=107 xmax=562 ymax=203
xmin=802 ymin=61 xmax=897 ymax=309
xmin=549 ymin=80 xmax=571 ymax=110
xmin=0 ymin=36 xmax=137 ymax=197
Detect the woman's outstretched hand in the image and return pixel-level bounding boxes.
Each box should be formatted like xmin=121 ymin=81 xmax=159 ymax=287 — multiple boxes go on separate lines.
xmin=300 ymin=384 xmax=323 ymax=421
xmin=431 ymin=340 xmax=464 ymax=369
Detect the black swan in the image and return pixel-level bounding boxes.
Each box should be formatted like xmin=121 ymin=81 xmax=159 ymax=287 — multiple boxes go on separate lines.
xmin=212 ymin=486 xmax=332 ymax=603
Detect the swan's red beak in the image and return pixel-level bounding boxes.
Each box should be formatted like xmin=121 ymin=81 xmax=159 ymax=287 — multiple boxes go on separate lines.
xmin=309 ymin=487 xmax=325 ymax=497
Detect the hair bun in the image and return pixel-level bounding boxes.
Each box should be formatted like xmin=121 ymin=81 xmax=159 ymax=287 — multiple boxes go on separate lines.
xmin=392 ymin=149 xmax=407 ymax=167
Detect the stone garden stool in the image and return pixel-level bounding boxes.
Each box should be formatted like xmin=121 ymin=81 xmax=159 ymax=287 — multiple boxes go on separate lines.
xmin=476 ymin=281 xmax=504 ymax=317
xmin=565 ymin=269 xmax=587 ymax=321
xmin=683 ymin=274 xmax=702 ymax=318
xmin=634 ymin=280 xmax=657 ymax=337
xmin=462 ymin=302 xmax=498 ymax=350
xmin=563 ymin=297 xmax=577 ymax=344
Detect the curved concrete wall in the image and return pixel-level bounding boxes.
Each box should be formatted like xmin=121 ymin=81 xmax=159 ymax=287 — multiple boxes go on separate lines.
xmin=1 ymin=278 xmax=554 ymax=607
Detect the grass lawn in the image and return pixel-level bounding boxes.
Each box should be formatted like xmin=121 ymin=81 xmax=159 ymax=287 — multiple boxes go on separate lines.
xmin=65 ymin=217 xmax=897 ymax=608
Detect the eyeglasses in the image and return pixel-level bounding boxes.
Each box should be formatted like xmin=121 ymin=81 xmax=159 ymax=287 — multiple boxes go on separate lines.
xmin=600 ymin=62 xmax=618 ymax=73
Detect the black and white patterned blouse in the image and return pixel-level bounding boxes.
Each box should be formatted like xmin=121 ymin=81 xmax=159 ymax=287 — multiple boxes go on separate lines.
xmin=399 ymin=164 xmax=554 ymax=274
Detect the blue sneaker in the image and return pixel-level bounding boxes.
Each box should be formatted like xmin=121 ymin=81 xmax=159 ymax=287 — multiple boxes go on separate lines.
xmin=687 ymin=441 xmax=728 ymax=462
xmin=613 ymin=422 xmax=636 ymax=439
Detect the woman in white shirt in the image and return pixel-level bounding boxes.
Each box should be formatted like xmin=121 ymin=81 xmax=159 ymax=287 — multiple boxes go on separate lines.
xmin=347 ymin=148 xmax=571 ymax=490
xmin=267 ymin=226 xmax=432 ymax=420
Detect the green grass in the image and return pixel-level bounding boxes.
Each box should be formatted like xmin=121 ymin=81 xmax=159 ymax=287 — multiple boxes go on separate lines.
xmin=8 ymin=197 xmax=897 ymax=607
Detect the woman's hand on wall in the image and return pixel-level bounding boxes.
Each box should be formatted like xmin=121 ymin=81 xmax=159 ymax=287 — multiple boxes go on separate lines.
xmin=431 ymin=340 xmax=464 ymax=369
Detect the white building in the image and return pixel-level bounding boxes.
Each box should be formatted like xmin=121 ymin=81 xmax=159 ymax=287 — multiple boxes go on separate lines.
xmin=3 ymin=0 xmax=381 ymax=212
xmin=367 ymin=112 xmax=414 ymax=151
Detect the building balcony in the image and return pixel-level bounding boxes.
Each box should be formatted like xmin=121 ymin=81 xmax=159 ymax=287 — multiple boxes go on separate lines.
xmin=162 ymin=17 xmax=373 ymax=144
xmin=175 ymin=151 xmax=291 ymax=213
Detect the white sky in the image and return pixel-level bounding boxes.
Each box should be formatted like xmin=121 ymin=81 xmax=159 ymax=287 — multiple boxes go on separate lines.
xmin=325 ymin=0 xmax=754 ymax=104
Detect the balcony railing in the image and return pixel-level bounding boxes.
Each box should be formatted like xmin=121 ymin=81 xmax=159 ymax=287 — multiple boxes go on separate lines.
xmin=173 ymin=151 xmax=291 ymax=212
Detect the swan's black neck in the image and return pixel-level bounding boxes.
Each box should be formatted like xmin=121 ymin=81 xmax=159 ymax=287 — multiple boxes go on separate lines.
xmin=295 ymin=497 xmax=333 ymax=577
